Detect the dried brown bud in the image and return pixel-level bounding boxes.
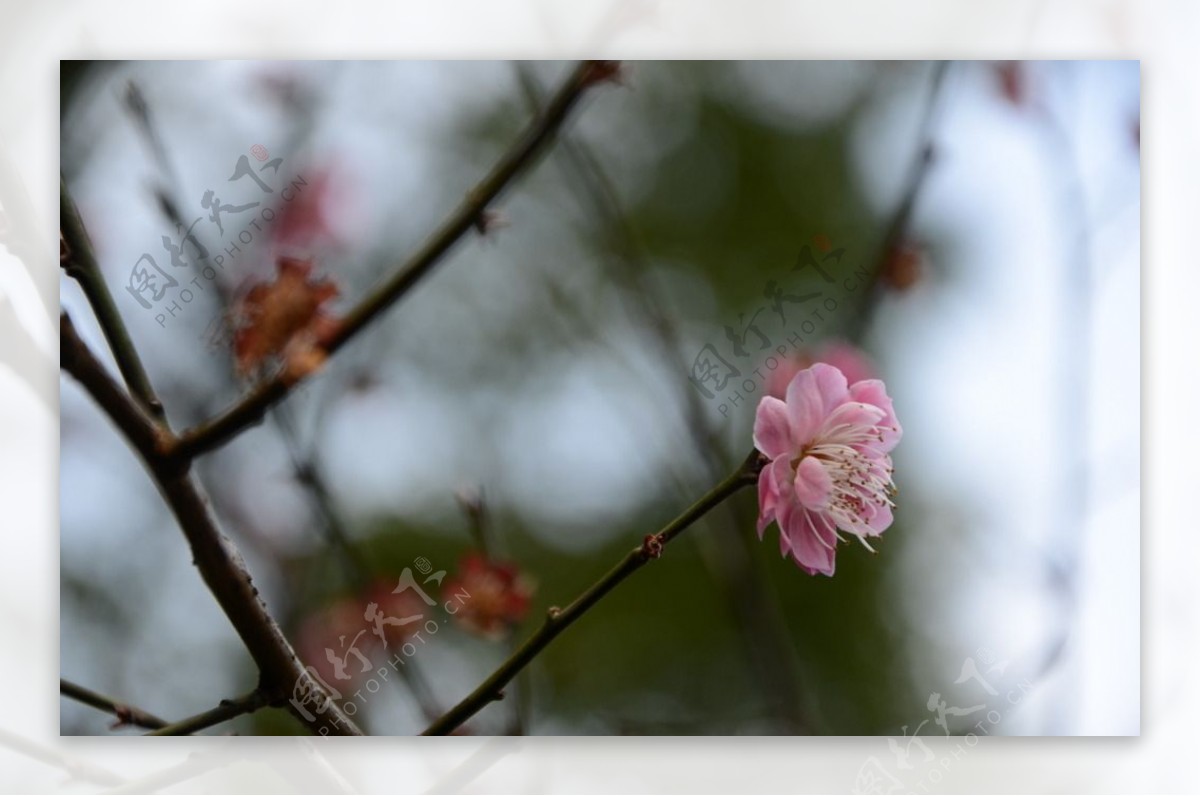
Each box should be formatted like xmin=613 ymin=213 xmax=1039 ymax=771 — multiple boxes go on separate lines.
xmin=881 ymin=241 xmax=925 ymax=292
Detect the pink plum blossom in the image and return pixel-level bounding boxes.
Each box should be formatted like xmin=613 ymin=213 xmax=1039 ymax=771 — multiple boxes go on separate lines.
xmin=753 ymin=362 xmax=901 ymax=576
xmin=765 ymin=340 xmax=877 ymax=400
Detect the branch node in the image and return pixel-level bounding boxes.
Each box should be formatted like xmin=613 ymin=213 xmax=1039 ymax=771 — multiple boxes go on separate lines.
xmin=741 ymin=450 xmax=769 ymax=483
xmin=109 ymin=705 xmax=133 ymax=730
xmin=154 ymin=427 xmax=179 ymax=457
xmin=473 ymin=208 xmax=507 ymax=236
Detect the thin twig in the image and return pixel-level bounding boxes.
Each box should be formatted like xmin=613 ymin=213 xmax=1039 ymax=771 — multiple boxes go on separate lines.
xmin=173 ymin=60 xmax=610 ymax=461
xmin=60 ymin=678 xmax=168 ymax=731
xmin=60 ymin=178 xmax=165 ymax=420
xmin=143 ymin=690 xmax=267 ymax=736
xmin=61 ymin=314 xmax=362 ymax=736
xmin=422 ymin=450 xmax=764 ymax=736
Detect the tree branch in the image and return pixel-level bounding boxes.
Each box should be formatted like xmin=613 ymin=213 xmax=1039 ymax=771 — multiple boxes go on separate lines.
xmin=143 ymin=690 xmax=267 ymax=736
xmin=61 ymin=314 xmax=362 ymax=736
xmin=59 ymin=678 xmax=168 ymax=731
xmin=421 ymin=450 xmax=764 ymax=736
xmin=59 ymin=315 xmax=168 ymax=461
xmin=173 ymin=59 xmax=611 ymax=461
xmin=60 ymin=177 xmax=165 ymax=420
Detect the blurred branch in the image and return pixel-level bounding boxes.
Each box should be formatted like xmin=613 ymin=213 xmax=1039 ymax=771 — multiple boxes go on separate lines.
xmin=60 ymin=313 xmax=362 ymax=736
xmin=852 ymin=61 xmax=951 ymax=325
xmin=123 ymin=79 xmax=243 ymax=314
xmin=275 ymin=407 xmax=373 ymax=585
xmin=60 ymin=178 xmax=165 ymax=421
xmin=122 ymin=82 xmax=179 ymax=193
xmin=0 ymin=139 xmax=57 ymax=322
xmin=1026 ymin=63 xmax=1096 ymax=730
xmin=274 ymin=405 xmax=445 ymax=725
xmin=0 ymin=293 xmax=56 ymax=413
xmin=422 ymin=450 xmax=764 ymax=736
xmin=98 ymin=747 xmax=246 ymax=795
xmin=519 ymin=64 xmax=812 ymax=732
xmin=0 ymin=727 xmax=122 ymax=787
xmin=174 ymin=60 xmax=613 ymax=461
xmin=143 ymin=690 xmax=267 ymax=736
xmin=455 ymin=487 xmax=532 ymax=734
xmin=59 ymin=678 xmax=167 ymax=731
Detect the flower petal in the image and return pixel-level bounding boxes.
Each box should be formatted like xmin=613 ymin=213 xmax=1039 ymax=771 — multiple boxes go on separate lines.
xmin=775 ymin=496 xmax=797 ymax=556
xmin=849 ymin=379 xmax=902 ymax=451
xmin=818 ymin=400 xmax=886 ymax=444
xmin=778 ymin=518 xmax=794 ymax=558
xmin=754 ymin=363 xmax=901 ymax=577
xmin=753 ymin=396 xmax=793 ymax=459
xmin=815 ymin=341 xmax=876 ymax=386
xmin=811 ymin=510 xmax=840 ymax=548
xmin=756 ymin=469 xmax=776 ymax=538
xmin=785 ymin=363 xmax=850 ymax=445
xmin=784 ymin=369 xmax=822 ymax=444
xmin=810 ymin=362 xmax=851 ymax=414
xmin=793 ymin=456 xmax=832 ymax=511
xmin=757 ymin=456 xmax=793 ymax=537
xmin=785 ymin=508 xmax=837 ymax=576
xmin=863 ymin=500 xmax=894 ymax=536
